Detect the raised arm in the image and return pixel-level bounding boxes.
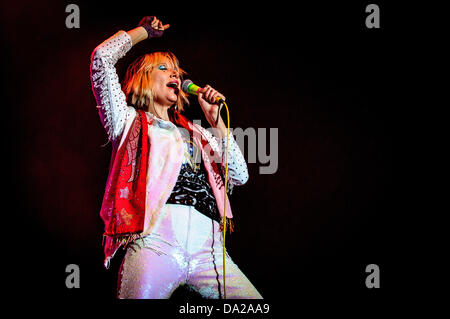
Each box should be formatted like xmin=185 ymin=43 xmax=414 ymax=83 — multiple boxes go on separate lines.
xmin=90 ymin=17 xmax=169 ymax=141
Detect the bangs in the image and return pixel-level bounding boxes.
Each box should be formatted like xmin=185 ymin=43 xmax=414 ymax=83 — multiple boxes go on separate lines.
xmin=151 ymin=52 xmax=187 ymax=78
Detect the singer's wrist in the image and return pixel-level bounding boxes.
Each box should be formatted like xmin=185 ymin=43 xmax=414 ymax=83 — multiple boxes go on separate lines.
xmin=127 ymin=27 xmax=148 ymax=46
xmin=210 ymin=116 xmax=227 ymax=139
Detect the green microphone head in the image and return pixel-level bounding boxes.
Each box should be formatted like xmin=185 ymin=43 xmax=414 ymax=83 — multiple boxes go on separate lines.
xmin=181 ymin=79 xmax=201 ymax=96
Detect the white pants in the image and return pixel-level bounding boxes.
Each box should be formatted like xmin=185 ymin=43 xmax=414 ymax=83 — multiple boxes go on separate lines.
xmin=117 ymin=204 xmax=262 ymax=299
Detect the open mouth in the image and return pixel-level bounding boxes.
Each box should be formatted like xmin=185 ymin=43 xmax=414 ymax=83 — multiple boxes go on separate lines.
xmin=167 ymin=82 xmax=179 ymax=93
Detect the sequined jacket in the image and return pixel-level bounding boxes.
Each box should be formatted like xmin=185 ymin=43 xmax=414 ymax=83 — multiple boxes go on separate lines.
xmin=90 ymin=31 xmax=249 ymax=266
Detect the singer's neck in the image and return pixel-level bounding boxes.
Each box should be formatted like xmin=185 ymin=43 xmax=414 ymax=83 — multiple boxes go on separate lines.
xmin=149 ymin=102 xmax=171 ymax=122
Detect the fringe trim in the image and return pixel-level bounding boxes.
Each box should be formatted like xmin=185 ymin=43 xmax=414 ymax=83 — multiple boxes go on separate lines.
xmin=102 ymin=232 xmax=145 ymax=269
xmin=219 ymin=218 xmax=234 ymax=233
xmin=102 ymin=232 xmax=144 ymax=250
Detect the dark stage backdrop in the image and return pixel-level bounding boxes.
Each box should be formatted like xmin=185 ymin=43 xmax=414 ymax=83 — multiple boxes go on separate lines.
xmin=3 ymin=0 xmax=409 ymax=313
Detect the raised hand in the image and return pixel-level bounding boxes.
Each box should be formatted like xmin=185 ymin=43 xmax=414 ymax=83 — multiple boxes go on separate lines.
xmin=138 ymin=16 xmax=170 ymax=38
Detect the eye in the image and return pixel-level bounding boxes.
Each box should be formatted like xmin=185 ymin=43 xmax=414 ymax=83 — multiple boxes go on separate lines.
xmin=158 ymin=64 xmax=168 ymax=71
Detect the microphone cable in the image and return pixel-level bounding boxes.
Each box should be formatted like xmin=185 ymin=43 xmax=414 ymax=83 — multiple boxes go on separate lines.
xmin=219 ymin=100 xmax=230 ymax=299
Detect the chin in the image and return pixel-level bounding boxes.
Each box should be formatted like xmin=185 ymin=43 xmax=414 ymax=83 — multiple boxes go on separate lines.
xmin=167 ymin=97 xmax=178 ymax=105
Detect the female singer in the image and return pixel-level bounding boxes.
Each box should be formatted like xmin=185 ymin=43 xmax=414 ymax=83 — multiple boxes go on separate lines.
xmin=90 ymin=16 xmax=262 ymax=299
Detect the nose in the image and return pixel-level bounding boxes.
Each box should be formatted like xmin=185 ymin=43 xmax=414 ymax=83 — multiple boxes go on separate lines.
xmin=170 ymin=69 xmax=179 ymax=79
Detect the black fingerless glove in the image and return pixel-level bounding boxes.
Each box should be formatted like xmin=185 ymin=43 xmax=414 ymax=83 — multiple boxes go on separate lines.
xmin=139 ymin=16 xmax=164 ymax=38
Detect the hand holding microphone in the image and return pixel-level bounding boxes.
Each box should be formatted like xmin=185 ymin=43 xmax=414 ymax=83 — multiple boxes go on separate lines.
xmin=198 ymin=84 xmax=226 ymax=105
xmin=182 ymin=80 xmax=226 ymax=104
xmin=182 ymin=79 xmax=226 ymax=126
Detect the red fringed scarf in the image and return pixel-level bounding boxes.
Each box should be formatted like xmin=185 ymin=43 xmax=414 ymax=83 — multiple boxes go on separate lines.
xmin=100 ymin=110 xmax=151 ymax=253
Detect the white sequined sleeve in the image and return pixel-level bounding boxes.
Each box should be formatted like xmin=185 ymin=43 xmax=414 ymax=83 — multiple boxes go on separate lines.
xmin=90 ymin=31 xmax=133 ymax=141
xmin=201 ymin=127 xmax=249 ymax=194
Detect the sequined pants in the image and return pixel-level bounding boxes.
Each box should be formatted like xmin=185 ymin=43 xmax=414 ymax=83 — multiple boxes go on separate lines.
xmin=117 ymin=204 xmax=262 ymax=299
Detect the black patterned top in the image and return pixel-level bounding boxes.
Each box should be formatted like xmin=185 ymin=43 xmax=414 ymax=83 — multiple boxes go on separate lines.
xmin=166 ymin=126 xmax=221 ymax=223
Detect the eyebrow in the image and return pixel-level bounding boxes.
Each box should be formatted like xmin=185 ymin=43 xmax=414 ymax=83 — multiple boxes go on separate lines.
xmin=159 ymin=62 xmax=180 ymax=73
xmin=159 ymin=62 xmax=176 ymax=68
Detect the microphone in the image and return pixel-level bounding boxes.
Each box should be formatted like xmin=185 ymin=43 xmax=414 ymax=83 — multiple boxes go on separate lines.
xmin=181 ymin=79 xmax=225 ymax=104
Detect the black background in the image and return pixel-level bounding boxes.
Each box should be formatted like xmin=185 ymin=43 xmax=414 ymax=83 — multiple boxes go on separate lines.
xmin=2 ymin=0 xmax=423 ymax=314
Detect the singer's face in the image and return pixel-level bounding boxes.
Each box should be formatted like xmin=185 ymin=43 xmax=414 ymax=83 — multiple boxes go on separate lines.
xmin=151 ymin=58 xmax=181 ymax=107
